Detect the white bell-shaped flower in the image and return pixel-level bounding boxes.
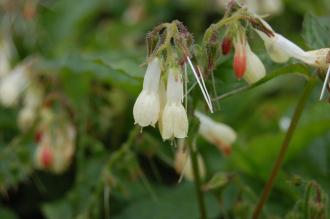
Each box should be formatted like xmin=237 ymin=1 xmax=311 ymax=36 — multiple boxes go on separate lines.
xmin=255 ymin=19 xmax=311 ymax=64
xmin=195 ymin=111 xmax=237 ymax=155
xmin=243 ymin=43 xmax=266 ymax=84
xmin=0 ymin=64 xmax=29 ymax=107
xmin=161 ymin=68 xmax=188 ymax=140
xmin=133 ymin=57 xmax=161 ymax=127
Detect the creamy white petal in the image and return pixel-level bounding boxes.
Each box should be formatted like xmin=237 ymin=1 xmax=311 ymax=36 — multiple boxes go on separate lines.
xmin=143 ymin=57 xmax=161 ymax=92
xmin=133 ymin=90 xmax=160 ymax=127
xmin=166 ymin=68 xmax=183 ymax=104
xmin=244 ymin=44 xmax=266 ymax=84
xmin=0 ymin=65 xmax=29 ymax=107
xmin=161 ymin=103 xmax=188 ymax=139
xmin=161 ymin=68 xmax=188 ymax=139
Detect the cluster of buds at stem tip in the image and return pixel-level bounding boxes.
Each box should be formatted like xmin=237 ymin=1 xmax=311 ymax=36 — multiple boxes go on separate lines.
xmin=34 ymin=108 xmax=76 ymax=173
xmin=195 ymin=111 xmax=237 ymax=155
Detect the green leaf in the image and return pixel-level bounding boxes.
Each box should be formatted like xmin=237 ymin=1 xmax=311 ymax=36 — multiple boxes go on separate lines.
xmin=302 ymin=14 xmax=330 ymax=49
xmin=203 ymin=172 xmax=230 ymax=191
xmin=113 ymin=183 xmax=220 ymax=219
xmin=0 ymin=207 xmax=18 ymax=219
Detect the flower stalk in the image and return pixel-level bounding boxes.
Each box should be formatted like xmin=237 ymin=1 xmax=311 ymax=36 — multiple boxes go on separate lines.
xmin=188 ymin=139 xmax=207 ymax=219
xmin=252 ymin=76 xmax=317 ymax=219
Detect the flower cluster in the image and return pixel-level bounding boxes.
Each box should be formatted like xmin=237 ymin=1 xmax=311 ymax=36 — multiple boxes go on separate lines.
xmin=34 ymin=107 xmax=76 ymax=173
xmin=133 ymin=57 xmax=188 ymax=140
xmin=133 ymin=21 xmax=214 ymax=140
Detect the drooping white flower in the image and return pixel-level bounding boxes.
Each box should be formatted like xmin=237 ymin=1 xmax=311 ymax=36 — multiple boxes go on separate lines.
xmin=255 ymin=19 xmax=312 ymax=64
xmin=243 ymin=43 xmax=266 ymax=84
xmin=161 ymin=68 xmax=188 ymax=140
xmin=133 ymin=57 xmax=161 ymax=127
xmin=0 ymin=64 xmax=29 ymax=107
xmin=195 ymin=111 xmax=237 ymax=155
xmin=17 ymin=84 xmax=44 ymax=131
xmin=18 ymin=106 xmax=36 ymax=131
xmin=174 ymin=139 xmax=206 ymax=181
xmin=35 ymin=119 xmax=76 ymax=173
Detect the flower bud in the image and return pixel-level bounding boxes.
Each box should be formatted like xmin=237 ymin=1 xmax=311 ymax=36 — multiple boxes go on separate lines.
xmin=221 ymin=37 xmax=232 ymax=55
xmin=233 ymin=38 xmax=247 ymax=79
xmin=243 ymin=43 xmax=266 ymax=84
xmin=35 ymin=145 xmax=54 ymax=169
xmin=18 ymin=106 xmax=36 ymax=131
xmin=174 ymin=140 xmax=206 ymax=181
xmin=0 ymin=64 xmax=29 ymax=107
xmin=161 ymin=68 xmax=188 ymax=139
xmin=133 ymin=58 xmax=161 ymax=127
xmin=195 ymin=111 xmax=237 ymax=155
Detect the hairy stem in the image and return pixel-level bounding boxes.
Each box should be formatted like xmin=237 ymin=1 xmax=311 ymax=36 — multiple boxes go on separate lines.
xmin=252 ymin=77 xmax=316 ymax=219
xmin=188 ymin=141 xmax=207 ymax=219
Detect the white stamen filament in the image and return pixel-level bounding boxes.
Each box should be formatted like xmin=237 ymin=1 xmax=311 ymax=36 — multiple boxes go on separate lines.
xmin=197 ymin=65 xmax=212 ymax=107
xmin=320 ymin=64 xmax=330 ymax=100
xmin=187 ymin=57 xmax=213 ymax=113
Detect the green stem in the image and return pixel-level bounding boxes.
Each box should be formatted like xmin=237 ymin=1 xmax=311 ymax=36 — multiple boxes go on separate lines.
xmin=252 ymin=77 xmax=316 ymax=219
xmin=188 ymin=140 xmax=207 ymax=219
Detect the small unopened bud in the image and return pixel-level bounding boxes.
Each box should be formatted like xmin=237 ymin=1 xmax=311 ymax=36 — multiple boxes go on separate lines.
xmin=36 ymin=145 xmax=54 ymax=169
xmin=221 ymin=37 xmax=232 ymax=55
xmin=233 ymin=38 xmax=247 ymax=79
xmin=35 ymin=131 xmax=43 ymax=143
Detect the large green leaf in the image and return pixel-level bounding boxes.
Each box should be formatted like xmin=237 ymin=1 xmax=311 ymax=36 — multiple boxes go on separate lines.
xmin=302 ymin=14 xmax=330 ymax=49
xmin=113 ymin=183 xmax=220 ymax=219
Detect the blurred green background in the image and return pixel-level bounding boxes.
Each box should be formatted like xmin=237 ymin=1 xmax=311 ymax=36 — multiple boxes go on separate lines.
xmin=0 ymin=0 xmax=330 ymax=218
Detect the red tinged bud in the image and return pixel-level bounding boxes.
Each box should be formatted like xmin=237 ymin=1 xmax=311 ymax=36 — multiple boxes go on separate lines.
xmin=40 ymin=146 xmax=53 ymax=168
xmin=233 ymin=44 xmax=247 ymax=79
xmin=221 ymin=37 xmax=232 ymax=55
xmin=35 ymin=131 xmax=43 ymax=143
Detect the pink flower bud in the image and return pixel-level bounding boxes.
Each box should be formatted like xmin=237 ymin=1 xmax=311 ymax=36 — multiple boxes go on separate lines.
xmin=233 ymin=40 xmax=247 ymax=79
xmin=37 ymin=146 xmax=54 ymax=169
